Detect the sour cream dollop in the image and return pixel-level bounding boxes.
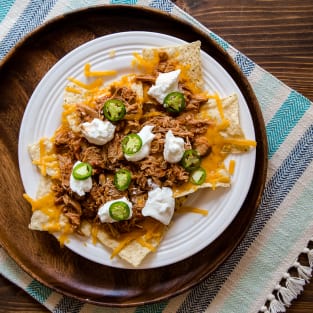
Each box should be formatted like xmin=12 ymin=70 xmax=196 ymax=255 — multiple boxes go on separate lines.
xmin=142 ymin=187 xmax=175 ymax=225
xmin=97 ymin=197 xmax=133 ymax=223
xmin=163 ymin=130 xmax=185 ymax=163
xmin=81 ymin=118 xmax=116 ymax=145
xmin=69 ymin=161 xmax=92 ymax=196
xmin=124 ymin=125 xmax=155 ymax=162
xmin=147 ymin=69 xmax=181 ymax=104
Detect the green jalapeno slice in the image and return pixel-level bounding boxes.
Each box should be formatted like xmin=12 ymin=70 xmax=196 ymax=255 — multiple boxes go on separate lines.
xmin=122 ymin=134 xmax=142 ymax=155
xmin=114 ymin=169 xmax=132 ymax=191
xmin=109 ymin=201 xmax=131 ymax=221
xmin=163 ymin=91 xmax=186 ymax=114
xmin=190 ymin=167 xmax=206 ymax=185
xmin=181 ymin=149 xmax=201 ymax=171
xmin=103 ymin=98 xmax=126 ymax=122
xmin=72 ymin=162 xmax=93 ymax=180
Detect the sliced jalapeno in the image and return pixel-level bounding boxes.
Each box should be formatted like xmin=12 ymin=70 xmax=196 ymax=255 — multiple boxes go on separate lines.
xmin=122 ymin=133 xmax=142 ymax=155
xmin=114 ymin=169 xmax=132 ymax=191
xmin=109 ymin=201 xmax=131 ymax=221
xmin=181 ymin=149 xmax=201 ymax=171
xmin=72 ymin=162 xmax=93 ymax=180
xmin=190 ymin=167 xmax=206 ymax=185
xmin=163 ymin=91 xmax=186 ymax=114
xmin=103 ymin=98 xmax=126 ymax=122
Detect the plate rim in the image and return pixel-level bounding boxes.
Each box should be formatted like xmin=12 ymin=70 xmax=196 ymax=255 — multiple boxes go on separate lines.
xmin=0 ymin=4 xmax=268 ymax=307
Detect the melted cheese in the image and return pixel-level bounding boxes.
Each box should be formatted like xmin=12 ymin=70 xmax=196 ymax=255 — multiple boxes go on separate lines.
xmin=209 ymin=93 xmax=225 ymax=120
xmin=23 ymin=192 xmax=74 ymax=245
xmin=222 ymin=138 xmax=257 ymax=147
xmin=57 ymin=223 xmax=73 ymax=246
xmin=111 ymin=229 xmax=144 ymax=258
xmin=31 ymin=138 xmax=60 ymax=179
xmin=110 ymin=218 xmax=165 ymax=256
xmin=142 ymin=218 xmax=165 ymax=241
xmin=173 ymin=113 xmax=251 ymax=196
xmin=91 ymin=225 xmax=99 ymax=245
xmin=132 ymin=50 xmax=159 ymax=74
xmin=177 ymin=63 xmax=203 ymax=94
xmin=136 ymin=237 xmax=156 ymax=252
xmin=177 ymin=206 xmax=209 ymax=216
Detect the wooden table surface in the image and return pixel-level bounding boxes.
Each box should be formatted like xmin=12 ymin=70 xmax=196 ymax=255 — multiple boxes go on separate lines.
xmin=0 ymin=0 xmax=312 ymax=312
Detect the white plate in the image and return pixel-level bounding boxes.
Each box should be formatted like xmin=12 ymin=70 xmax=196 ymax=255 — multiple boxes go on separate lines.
xmin=18 ymin=31 xmax=256 ymax=269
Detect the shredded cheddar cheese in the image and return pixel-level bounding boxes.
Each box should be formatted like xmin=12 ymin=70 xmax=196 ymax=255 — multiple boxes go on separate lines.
xmin=111 ymin=230 xmax=144 ymax=258
xmin=229 ymin=160 xmax=236 ymax=175
xmin=67 ymin=77 xmax=104 ymax=90
xmin=222 ymin=138 xmax=257 ymax=147
xmin=177 ymin=206 xmax=209 ymax=216
xmin=136 ymin=238 xmax=157 ymax=252
xmin=84 ymin=63 xmax=117 ymax=77
xmin=132 ymin=50 xmax=159 ymax=73
xmin=31 ymin=138 xmax=60 ymax=179
xmin=23 ymin=192 xmax=74 ymax=245
xmin=65 ymin=86 xmax=82 ymax=94
xmin=208 ymin=93 xmax=225 ymax=119
xmin=91 ymin=225 xmax=99 ymax=245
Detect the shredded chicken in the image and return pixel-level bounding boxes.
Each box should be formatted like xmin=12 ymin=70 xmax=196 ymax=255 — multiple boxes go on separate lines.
xmin=194 ymin=136 xmax=212 ymax=157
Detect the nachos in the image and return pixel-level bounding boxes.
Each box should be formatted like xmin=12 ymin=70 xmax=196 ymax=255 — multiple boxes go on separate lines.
xmin=23 ymin=41 xmax=256 ymax=267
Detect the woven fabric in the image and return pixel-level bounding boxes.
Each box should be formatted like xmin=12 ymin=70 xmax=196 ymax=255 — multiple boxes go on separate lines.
xmin=0 ymin=1 xmax=312 ymax=312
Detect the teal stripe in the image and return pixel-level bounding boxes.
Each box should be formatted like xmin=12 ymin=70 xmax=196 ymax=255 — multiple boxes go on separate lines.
xmin=210 ymin=32 xmax=229 ymax=51
xmin=266 ymin=90 xmax=311 ymax=158
xmin=218 ymin=177 xmax=313 ymax=313
xmin=26 ymin=280 xmax=52 ymax=303
xmin=0 ymin=0 xmax=15 ymax=23
xmin=135 ymin=300 xmax=168 ymax=313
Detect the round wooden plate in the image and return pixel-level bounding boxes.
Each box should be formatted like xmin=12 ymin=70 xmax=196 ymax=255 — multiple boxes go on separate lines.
xmin=0 ymin=5 xmax=268 ymax=307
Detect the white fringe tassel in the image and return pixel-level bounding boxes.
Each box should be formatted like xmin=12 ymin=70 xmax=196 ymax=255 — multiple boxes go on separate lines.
xmin=303 ymin=247 xmax=313 ymax=267
xmin=294 ymin=260 xmax=312 ymax=282
xmin=276 ymin=283 xmax=295 ymax=306
xmin=284 ymin=273 xmax=305 ymax=297
xmin=260 ymin=243 xmax=313 ymax=313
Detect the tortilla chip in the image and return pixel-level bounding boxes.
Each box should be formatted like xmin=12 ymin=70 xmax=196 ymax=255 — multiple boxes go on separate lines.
xmin=29 ymin=209 xmax=69 ymax=231
xmin=93 ymin=196 xmax=190 ymax=267
xmin=205 ymin=93 xmax=251 ymax=153
xmin=77 ymin=218 xmax=166 ymax=267
xmin=28 ymin=138 xmax=59 ymax=177
xmin=63 ymin=83 xmax=85 ymax=104
xmin=35 ymin=176 xmax=52 ymax=198
xmin=96 ymin=228 xmax=161 ymax=267
xmin=29 ymin=210 xmax=51 ymax=230
xmin=142 ymin=41 xmax=203 ymax=90
xmin=80 ymin=199 xmax=187 ymax=267
xmin=206 ymin=94 xmax=243 ymax=136
xmin=173 ymin=168 xmax=231 ymax=198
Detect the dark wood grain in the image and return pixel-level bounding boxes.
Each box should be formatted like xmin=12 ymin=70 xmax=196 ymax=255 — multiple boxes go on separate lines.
xmin=0 ymin=0 xmax=312 ymax=312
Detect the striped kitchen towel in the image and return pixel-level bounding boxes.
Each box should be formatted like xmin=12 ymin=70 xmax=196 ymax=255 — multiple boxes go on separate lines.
xmin=0 ymin=1 xmax=312 ymax=312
